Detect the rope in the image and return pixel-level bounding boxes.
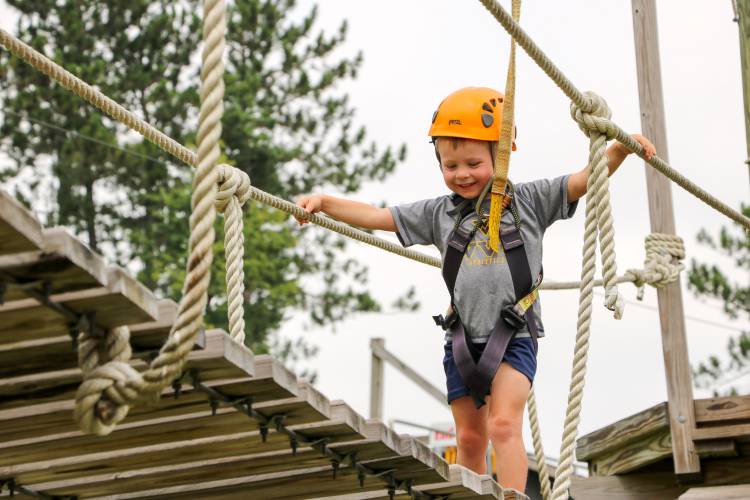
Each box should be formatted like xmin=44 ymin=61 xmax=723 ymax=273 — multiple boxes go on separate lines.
xmin=539 ymin=91 xmax=619 ymax=498
xmin=527 ymin=389 xmax=552 ymax=500
xmin=624 ymin=233 xmax=685 ymax=300
xmin=215 ymin=164 xmax=252 ymax=345
xmin=0 ymin=26 xmax=740 ymax=277
xmin=73 ymin=0 xmax=227 ymax=436
xmin=570 ymin=92 xmax=623 ymax=319
xmin=476 ymin=0 xmax=750 ymax=232
xmin=0 ymin=28 xmax=442 ymax=270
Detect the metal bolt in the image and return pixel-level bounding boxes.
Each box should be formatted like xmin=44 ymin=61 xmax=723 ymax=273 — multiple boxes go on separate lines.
xmin=678 ymin=414 xmax=687 ymax=423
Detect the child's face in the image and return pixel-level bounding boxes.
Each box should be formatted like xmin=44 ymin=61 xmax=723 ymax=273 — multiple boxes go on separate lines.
xmin=437 ymin=139 xmax=494 ymax=199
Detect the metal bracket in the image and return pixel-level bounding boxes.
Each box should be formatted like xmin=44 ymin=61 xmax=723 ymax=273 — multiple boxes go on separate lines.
xmin=0 ymin=477 xmax=78 ymax=500
xmin=187 ymin=370 xmax=412 ymax=495
xmin=0 ymin=270 xmax=106 ymax=349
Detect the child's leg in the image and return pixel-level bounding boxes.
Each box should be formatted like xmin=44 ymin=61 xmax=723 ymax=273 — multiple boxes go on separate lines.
xmin=487 ymin=362 xmax=531 ymax=491
xmin=450 ymin=396 xmax=489 ymax=473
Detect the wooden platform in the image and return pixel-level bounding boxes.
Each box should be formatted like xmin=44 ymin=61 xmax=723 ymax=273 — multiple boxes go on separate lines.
xmin=572 ymin=397 xmax=750 ymax=499
xmin=0 ymin=189 xmax=527 ymax=499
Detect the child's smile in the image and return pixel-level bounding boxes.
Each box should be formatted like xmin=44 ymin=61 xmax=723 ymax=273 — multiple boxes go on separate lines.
xmin=437 ymin=138 xmax=494 ymax=200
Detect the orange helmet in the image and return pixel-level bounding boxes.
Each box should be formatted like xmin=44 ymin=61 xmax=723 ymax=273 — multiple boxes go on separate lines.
xmin=428 ymin=87 xmax=516 ymax=150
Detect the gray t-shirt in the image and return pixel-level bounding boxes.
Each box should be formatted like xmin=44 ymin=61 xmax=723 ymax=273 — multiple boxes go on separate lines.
xmin=390 ymin=175 xmax=578 ymax=343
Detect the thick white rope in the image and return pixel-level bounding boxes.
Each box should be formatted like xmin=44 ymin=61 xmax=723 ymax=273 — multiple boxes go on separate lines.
xmin=527 ymin=389 xmax=552 ymax=500
xmin=73 ymin=0 xmax=227 ymax=435
xmin=570 ymin=92 xmax=623 ymax=319
xmin=216 ymin=164 xmax=252 ymax=345
xmin=0 ymin=28 xmax=442 ymax=270
xmin=476 ymin=0 xmax=750 ymax=232
xmin=548 ymin=92 xmax=620 ymax=499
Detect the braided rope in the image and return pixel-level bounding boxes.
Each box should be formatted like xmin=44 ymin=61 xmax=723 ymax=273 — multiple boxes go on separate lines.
xmin=527 ymin=388 xmax=551 ymax=500
xmin=0 ymin=27 xmax=442 ymax=270
xmin=549 ymin=168 xmax=599 ymax=500
xmin=73 ymin=0 xmax=227 ymax=435
xmin=0 ymin=25 xmax=741 ymax=279
xmin=476 ymin=0 xmax=750 ymax=231
xmin=570 ymin=92 xmax=623 ymax=319
xmin=216 ymin=164 xmax=252 ymax=344
xmin=625 ymin=233 xmax=685 ymax=300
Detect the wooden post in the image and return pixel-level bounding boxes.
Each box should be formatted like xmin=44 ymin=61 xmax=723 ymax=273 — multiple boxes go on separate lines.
xmin=736 ymin=0 xmax=750 ymax=185
xmin=631 ymin=0 xmax=701 ymax=479
xmin=370 ymin=337 xmax=385 ymax=420
xmin=370 ymin=339 xmax=447 ymax=406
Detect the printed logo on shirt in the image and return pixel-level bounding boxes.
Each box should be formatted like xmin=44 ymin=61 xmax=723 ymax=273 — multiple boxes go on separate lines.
xmin=464 ymin=239 xmax=507 ymax=266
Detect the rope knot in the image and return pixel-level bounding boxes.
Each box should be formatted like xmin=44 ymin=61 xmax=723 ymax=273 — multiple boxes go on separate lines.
xmin=627 ymin=233 xmax=685 ymax=299
xmin=216 ymin=164 xmax=251 ymax=213
xmin=74 ymin=359 xmax=145 ymax=436
xmin=570 ymin=91 xmax=616 ymax=140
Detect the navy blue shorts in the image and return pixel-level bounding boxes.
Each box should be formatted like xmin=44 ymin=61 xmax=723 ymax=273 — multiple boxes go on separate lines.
xmin=443 ymin=336 xmax=537 ymax=404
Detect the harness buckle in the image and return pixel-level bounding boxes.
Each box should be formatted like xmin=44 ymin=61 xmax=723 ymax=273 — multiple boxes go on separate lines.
xmin=501 ymin=303 xmax=527 ymax=330
xmin=433 ymin=308 xmax=459 ymax=331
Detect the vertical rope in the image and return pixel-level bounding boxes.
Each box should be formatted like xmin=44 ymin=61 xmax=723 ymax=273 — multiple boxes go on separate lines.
xmin=527 ymin=388 xmax=551 ymax=500
xmin=73 ymin=0 xmax=227 ymax=435
xmin=216 ymin=164 xmax=252 ymax=345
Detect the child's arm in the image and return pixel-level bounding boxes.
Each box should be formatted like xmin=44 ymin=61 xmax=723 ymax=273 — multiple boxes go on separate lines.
xmin=296 ymin=194 xmax=397 ymax=232
xmin=567 ymin=134 xmax=656 ymax=203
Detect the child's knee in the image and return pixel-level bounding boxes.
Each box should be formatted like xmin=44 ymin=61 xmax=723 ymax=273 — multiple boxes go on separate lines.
xmin=456 ymin=427 xmax=488 ymax=455
xmin=488 ymin=416 xmax=522 ymax=445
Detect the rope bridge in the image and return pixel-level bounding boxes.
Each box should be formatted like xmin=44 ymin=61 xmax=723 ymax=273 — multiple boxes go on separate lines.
xmin=0 ymin=1 xmax=746 ymax=498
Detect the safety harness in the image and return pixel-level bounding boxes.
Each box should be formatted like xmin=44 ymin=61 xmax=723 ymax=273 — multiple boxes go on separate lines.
xmin=433 ymin=183 xmax=541 ymax=408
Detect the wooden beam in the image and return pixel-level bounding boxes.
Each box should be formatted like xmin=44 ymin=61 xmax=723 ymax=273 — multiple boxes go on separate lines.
xmin=370 ymin=338 xmax=384 ymax=420
xmin=0 ymin=190 xmax=44 ymax=256
xmin=631 ymin=0 xmax=700 ymax=479
xmin=694 ymin=395 xmax=750 ymax=424
xmin=571 ymin=470 xmax=686 ymax=500
xmin=737 ymin=0 xmax=750 ymax=184
xmin=577 ymin=402 xmax=668 ymax=462
xmin=692 ymin=423 xmax=750 ymax=441
xmin=679 ymin=483 xmax=750 ymax=500
xmin=370 ymin=339 xmax=446 ymax=407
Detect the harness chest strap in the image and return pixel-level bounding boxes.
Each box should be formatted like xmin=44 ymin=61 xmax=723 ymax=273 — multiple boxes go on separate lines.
xmin=439 ymin=205 xmax=539 ymax=408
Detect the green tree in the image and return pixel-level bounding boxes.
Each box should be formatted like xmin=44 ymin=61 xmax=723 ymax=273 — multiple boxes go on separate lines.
xmin=0 ymin=1 xmax=409 ymax=375
xmin=688 ymin=204 xmax=750 ymax=396
xmin=0 ymin=0 xmax=200 ymax=255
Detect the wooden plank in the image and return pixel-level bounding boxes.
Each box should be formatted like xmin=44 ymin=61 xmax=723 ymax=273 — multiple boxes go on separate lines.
xmin=572 ymin=454 xmax=750 ymax=499
xmin=84 ymin=452 xmax=452 ymax=500
xmin=0 ymin=369 xmax=300 ymax=444
xmin=693 ymin=423 xmax=750 ymax=441
xmin=631 ymin=1 xmax=700 ymax=477
xmin=587 ymin=426 xmax=672 ymax=476
xmin=570 ymin=470 xmax=686 ymax=500
xmin=695 ymin=395 xmax=750 ymax=424
xmin=577 ymin=402 xmax=668 ymax=461
xmin=370 ymin=338 xmax=384 ymax=419
xmin=0 ymin=299 xmax=182 ymax=378
xmin=0 ymin=190 xmax=44 ymax=256
xmin=128 ymin=298 xmax=178 ymax=349
xmin=0 ymin=287 xmax=157 ymax=344
xmin=322 ymin=465 xmax=508 ymax=499
xmin=679 ymin=483 xmax=750 ymax=500
xmin=585 ymin=430 xmax=736 ymax=477
xmin=6 ymin=422 xmax=437 ymax=498
xmin=0 ymin=329 xmax=266 ymax=411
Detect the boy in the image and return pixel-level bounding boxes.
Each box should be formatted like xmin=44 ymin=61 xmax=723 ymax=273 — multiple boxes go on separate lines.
xmin=296 ymin=87 xmax=655 ymax=491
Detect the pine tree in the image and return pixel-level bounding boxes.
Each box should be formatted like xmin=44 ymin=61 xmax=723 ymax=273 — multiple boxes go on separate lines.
xmin=0 ymin=0 xmax=409 ymax=375
xmin=688 ymin=204 xmax=750 ymax=395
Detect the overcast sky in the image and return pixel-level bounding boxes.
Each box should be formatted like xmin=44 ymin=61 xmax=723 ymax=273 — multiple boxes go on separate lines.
xmin=1 ymin=0 xmax=748 ymax=463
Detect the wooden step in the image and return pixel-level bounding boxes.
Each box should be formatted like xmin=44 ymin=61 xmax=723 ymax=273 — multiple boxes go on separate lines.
xmin=0 ymin=190 xmax=44 ymax=257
